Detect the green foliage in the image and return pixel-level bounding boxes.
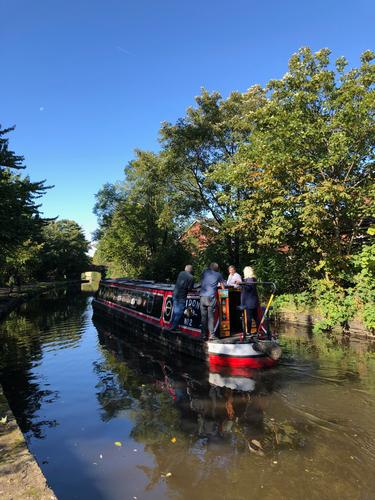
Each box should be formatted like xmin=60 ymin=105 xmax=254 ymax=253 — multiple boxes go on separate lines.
xmin=94 ymin=48 xmax=374 ymax=333
xmin=218 ymin=48 xmax=374 ymax=285
xmin=3 ymin=239 xmax=44 ymax=284
xmin=311 ymin=279 xmax=356 ymax=334
xmin=352 ymin=238 xmax=375 ymax=330
xmin=94 ymin=151 xmax=190 ymax=280
xmin=0 ymin=126 xmax=90 ymax=284
xmin=0 ymin=125 xmax=51 ymax=273
xmin=37 ymin=220 xmax=90 ymax=280
xmin=160 ymin=87 xmax=266 ymax=263
xmin=274 ymin=239 xmax=375 ymax=332
xmin=273 ymin=291 xmax=313 ymax=313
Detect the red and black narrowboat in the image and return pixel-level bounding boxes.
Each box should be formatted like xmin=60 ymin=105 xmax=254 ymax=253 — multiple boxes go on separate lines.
xmin=92 ymin=278 xmax=281 ymax=369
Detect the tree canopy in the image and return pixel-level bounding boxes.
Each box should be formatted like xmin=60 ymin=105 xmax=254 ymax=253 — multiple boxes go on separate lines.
xmin=0 ymin=126 xmax=90 ymax=284
xmin=93 ymin=48 xmax=374 ymax=329
xmin=0 ymin=125 xmax=49 ymax=262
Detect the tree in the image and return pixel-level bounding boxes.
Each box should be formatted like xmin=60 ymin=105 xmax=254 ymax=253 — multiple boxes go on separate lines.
xmin=37 ymin=220 xmax=90 ymax=280
xmin=94 ymin=47 xmax=374 ymax=303
xmin=94 ymin=151 xmax=189 ymax=280
xmin=160 ymin=87 xmax=266 ymax=265
xmin=217 ymin=48 xmax=374 ymax=287
xmin=0 ymin=125 xmax=51 ymax=283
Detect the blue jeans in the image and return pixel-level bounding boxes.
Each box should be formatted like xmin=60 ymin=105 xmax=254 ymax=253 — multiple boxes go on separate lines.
xmin=200 ymin=295 xmax=217 ymax=337
xmin=171 ymin=298 xmax=186 ymax=329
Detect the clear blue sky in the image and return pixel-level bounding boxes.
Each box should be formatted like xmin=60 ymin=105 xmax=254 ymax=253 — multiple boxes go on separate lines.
xmin=2 ymin=0 xmax=374 ymax=241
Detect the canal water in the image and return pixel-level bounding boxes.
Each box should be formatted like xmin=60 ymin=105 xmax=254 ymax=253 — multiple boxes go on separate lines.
xmin=1 ymin=288 xmax=375 ymax=500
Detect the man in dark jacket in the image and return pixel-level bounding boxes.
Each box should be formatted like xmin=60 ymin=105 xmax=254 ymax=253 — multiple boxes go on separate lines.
xmin=200 ymin=263 xmax=225 ymax=340
xmin=241 ymin=266 xmax=260 ymax=333
xmin=170 ymin=264 xmax=194 ymax=330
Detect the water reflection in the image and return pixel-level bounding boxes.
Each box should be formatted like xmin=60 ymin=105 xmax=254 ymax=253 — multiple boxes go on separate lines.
xmin=1 ymin=293 xmax=375 ymax=499
xmin=94 ymin=318 xmax=306 ymax=462
xmin=0 ymin=287 xmax=89 ymax=438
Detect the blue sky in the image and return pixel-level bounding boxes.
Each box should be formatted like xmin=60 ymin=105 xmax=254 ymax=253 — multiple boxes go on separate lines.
xmin=2 ymin=0 xmax=374 ymax=241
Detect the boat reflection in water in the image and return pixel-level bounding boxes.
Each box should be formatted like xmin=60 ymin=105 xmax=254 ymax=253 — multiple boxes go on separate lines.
xmin=93 ymin=316 xmax=301 ymax=462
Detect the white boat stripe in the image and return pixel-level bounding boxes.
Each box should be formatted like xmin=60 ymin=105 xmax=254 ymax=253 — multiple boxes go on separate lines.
xmin=209 ymin=373 xmax=256 ymax=392
xmin=207 ymin=343 xmax=261 ymax=356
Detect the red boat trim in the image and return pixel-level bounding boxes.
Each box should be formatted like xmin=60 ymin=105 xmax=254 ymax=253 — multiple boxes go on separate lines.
xmin=209 ymin=366 xmax=257 ymax=378
xmin=96 ymin=298 xmax=202 ymax=338
xmin=209 ymin=354 xmax=277 ymax=369
xmin=178 ymin=326 xmax=201 ymax=337
xmin=208 ymin=351 xmax=266 ymax=359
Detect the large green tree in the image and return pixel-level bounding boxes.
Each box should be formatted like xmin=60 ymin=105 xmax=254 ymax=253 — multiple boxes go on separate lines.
xmin=94 ymin=151 xmax=189 ymax=280
xmin=0 ymin=125 xmax=51 ymax=283
xmin=94 ymin=48 xmax=374 ymax=297
xmin=37 ymin=220 xmax=90 ymax=280
xmin=0 ymin=126 xmax=49 ymax=261
xmin=216 ymin=48 xmax=374 ymax=287
xmin=159 ymin=87 xmax=266 ymax=264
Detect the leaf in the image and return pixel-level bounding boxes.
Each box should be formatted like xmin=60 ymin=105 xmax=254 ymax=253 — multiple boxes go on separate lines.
xmin=170 ymin=437 xmax=177 ymax=443
xmin=0 ymin=415 xmax=8 ymax=424
xmin=247 ymin=440 xmax=265 ymax=456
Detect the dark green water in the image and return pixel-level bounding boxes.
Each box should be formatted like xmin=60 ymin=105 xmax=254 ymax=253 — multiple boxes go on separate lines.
xmin=1 ymin=289 xmax=375 ymax=500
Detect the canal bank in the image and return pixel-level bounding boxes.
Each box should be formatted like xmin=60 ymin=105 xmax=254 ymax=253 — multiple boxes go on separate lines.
xmin=0 ymin=385 xmax=56 ymax=499
xmin=275 ymin=309 xmax=374 ymax=339
xmin=0 ymin=280 xmax=86 ymax=323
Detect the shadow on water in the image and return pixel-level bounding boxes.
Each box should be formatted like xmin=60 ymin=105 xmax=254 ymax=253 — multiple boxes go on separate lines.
xmin=1 ymin=292 xmax=375 ymax=499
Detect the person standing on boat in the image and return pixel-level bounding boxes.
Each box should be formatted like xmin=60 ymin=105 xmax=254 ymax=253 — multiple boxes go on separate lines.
xmin=241 ymin=266 xmax=260 ymax=333
xmin=226 ymin=265 xmax=242 ymax=288
xmin=200 ymin=263 xmax=225 ymax=340
xmin=170 ymin=264 xmax=195 ymax=330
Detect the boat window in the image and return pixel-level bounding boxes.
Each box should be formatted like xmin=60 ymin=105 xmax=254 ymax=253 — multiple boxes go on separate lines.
xmin=146 ymin=293 xmax=154 ymax=314
xmin=105 ymin=287 xmax=163 ymax=319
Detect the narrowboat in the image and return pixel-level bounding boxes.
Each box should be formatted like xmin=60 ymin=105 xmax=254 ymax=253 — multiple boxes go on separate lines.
xmin=92 ymin=278 xmax=281 ymax=369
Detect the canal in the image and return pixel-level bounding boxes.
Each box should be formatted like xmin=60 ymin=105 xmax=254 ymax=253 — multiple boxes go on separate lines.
xmin=1 ymin=288 xmax=375 ymax=499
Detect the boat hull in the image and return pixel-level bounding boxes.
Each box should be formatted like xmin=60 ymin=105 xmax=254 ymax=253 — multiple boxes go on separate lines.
xmin=92 ymin=279 xmax=281 ymax=370
xmin=207 ymin=339 xmax=279 ymax=369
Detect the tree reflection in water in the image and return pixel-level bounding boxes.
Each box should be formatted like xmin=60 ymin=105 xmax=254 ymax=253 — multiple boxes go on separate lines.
xmin=93 ymin=317 xmax=307 ymax=493
xmin=0 ymin=287 xmax=89 ymax=438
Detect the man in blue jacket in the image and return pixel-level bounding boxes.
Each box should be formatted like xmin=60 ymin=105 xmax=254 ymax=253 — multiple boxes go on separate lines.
xmin=200 ymin=263 xmax=225 ymax=340
xmin=170 ymin=264 xmax=194 ymax=330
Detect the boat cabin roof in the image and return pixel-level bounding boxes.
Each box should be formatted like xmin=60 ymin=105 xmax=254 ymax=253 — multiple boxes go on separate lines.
xmin=100 ymin=278 xmax=176 ymax=291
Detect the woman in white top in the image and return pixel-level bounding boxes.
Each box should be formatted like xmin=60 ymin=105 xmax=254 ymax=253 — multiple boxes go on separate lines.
xmin=226 ymin=265 xmax=242 ymax=287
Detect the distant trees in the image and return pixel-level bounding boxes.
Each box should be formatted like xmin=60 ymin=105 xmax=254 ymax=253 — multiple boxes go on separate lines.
xmin=0 ymin=126 xmax=89 ymax=285
xmin=37 ymin=220 xmax=90 ymax=280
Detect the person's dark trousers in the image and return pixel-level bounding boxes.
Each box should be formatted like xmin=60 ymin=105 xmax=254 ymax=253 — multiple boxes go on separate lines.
xmin=200 ymin=295 xmax=217 ymax=338
xmin=245 ymin=308 xmax=260 ymax=333
xmin=171 ymin=298 xmax=186 ymax=329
